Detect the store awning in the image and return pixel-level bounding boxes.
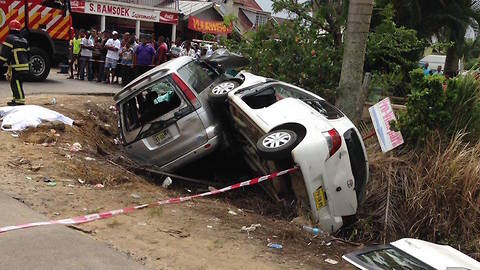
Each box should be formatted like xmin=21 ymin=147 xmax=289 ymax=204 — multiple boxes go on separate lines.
xmin=179 ymin=1 xmax=213 ymax=19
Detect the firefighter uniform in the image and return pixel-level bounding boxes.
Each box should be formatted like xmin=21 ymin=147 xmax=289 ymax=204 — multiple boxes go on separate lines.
xmin=0 ymin=21 xmax=30 ymax=105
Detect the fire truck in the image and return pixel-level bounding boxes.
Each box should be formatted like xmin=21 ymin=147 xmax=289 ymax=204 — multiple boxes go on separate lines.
xmin=0 ymin=0 xmax=72 ymax=81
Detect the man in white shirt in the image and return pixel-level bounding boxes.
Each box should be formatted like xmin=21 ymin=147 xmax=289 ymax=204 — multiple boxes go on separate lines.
xmin=180 ymin=40 xmax=196 ymax=58
xmin=79 ymin=29 xmax=94 ymax=80
xmin=104 ymin=30 xmax=121 ymax=84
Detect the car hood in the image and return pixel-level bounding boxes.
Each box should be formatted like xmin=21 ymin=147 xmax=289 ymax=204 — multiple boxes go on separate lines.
xmin=204 ymin=49 xmax=249 ymax=71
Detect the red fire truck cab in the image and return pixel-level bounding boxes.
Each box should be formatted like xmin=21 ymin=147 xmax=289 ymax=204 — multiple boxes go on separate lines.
xmin=0 ymin=0 xmax=72 ymax=81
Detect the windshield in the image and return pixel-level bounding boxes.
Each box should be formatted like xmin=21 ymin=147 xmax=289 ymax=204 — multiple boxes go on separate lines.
xmin=122 ymin=77 xmax=186 ymax=143
xmin=358 ymin=247 xmax=434 ymax=270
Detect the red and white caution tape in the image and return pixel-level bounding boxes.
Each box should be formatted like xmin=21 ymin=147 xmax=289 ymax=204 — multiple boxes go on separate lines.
xmin=0 ymin=167 xmax=299 ymax=234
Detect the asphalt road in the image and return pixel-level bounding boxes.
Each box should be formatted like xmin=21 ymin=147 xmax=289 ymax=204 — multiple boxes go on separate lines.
xmin=0 ymin=192 xmax=149 ymax=270
xmin=0 ymin=69 xmax=121 ymax=98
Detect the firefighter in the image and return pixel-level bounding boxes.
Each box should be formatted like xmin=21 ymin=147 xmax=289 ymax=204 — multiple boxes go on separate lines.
xmin=0 ymin=20 xmax=30 ymax=106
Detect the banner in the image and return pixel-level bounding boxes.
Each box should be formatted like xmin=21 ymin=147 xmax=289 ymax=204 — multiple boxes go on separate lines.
xmin=369 ymin=98 xmax=404 ymax=152
xmin=71 ymin=0 xmax=178 ymax=24
xmin=188 ymin=16 xmax=232 ymax=35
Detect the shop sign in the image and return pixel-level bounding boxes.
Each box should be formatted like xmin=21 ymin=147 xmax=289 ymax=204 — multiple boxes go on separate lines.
xmin=188 ymin=16 xmax=232 ymax=35
xmin=369 ymin=97 xmax=404 ymax=152
xmin=71 ymin=0 xmax=178 ymax=24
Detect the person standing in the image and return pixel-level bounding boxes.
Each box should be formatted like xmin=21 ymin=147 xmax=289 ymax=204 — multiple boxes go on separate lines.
xmin=434 ymin=65 xmax=443 ymax=75
xmin=156 ymin=36 xmax=168 ymax=65
xmin=180 ymin=40 xmax=196 ymax=58
xmin=68 ymin=28 xmax=81 ymax=79
xmin=78 ymin=29 xmax=93 ymax=80
xmin=104 ymin=31 xmax=121 ymax=84
xmin=0 ymin=20 xmax=30 ymax=105
xmin=134 ymin=34 xmax=156 ymax=77
xmin=423 ymin=62 xmax=430 ymax=76
xmin=120 ymin=40 xmax=134 ymax=85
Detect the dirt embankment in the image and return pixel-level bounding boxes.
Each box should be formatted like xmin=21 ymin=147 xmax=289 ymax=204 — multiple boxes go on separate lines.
xmin=0 ymin=95 xmax=357 ymax=270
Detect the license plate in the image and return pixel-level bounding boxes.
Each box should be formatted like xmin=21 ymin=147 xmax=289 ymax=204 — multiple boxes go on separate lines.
xmin=313 ymin=187 xmax=327 ymax=209
xmin=154 ymin=130 xmax=169 ymax=144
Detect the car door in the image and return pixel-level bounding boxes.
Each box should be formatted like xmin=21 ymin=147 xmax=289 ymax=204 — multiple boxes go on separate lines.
xmin=120 ymin=75 xmax=207 ymax=167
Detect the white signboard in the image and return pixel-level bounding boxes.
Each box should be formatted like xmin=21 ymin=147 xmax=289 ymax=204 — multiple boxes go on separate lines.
xmin=368 ymin=98 xmax=404 ymax=152
xmin=85 ymin=1 xmax=161 ymax=22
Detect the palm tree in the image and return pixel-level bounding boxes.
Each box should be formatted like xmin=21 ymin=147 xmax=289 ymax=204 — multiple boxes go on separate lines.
xmin=390 ymin=0 xmax=480 ymax=74
xmin=335 ymin=0 xmax=374 ymax=123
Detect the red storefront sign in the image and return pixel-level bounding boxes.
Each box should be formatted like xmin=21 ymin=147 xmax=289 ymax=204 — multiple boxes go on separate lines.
xmin=70 ymin=0 xmax=178 ymax=24
xmin=188 ymin=16 xmax=232 ymax=35
xmin=159 ymin=11 xmax=178 ymax=25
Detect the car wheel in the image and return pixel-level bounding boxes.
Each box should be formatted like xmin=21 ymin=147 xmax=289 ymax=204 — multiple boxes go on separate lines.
xmin=208 ymin=80 xmax=239 ymax=103
xmin=28 ymin=47 xmax=51 ymax=82
xmin=256 ymin=129 xmax=299 ymax=160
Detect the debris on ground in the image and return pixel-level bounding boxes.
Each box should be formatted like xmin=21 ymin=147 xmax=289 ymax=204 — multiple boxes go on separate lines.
xmin=241 ymin=224 xmax=261 ymax=233
xmin=162 ymin=177 xmax=172 ymax=188
xmin=70 ymin=142 xmax=82 ymax=152
xmin=95 ymin=183 xmax=104 ymax=188
xmin=84 ymin=157 xmax=96 ymax=161
xmin=324 ymin=258 xmax=338 ymax=265
xmin=131 ymin=193 xmax=141 ymax=199
xmin=43 ymin=176 xmax=54 ymax=183
xmin=228 ymin=210 xmax=238 ymax=216
xmin=267 ymin=243 xmax=283 ymax=249
xmin=78 ymin=178 xmax=85 ymax=184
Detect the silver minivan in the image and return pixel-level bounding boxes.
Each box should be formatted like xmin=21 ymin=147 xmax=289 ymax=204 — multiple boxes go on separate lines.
xmin=113 ymin=51 xmax=247 ymax=171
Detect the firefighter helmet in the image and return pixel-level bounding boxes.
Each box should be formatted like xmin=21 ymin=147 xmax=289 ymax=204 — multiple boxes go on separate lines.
xmin=8 ymin=20 xmax=21 ymax=31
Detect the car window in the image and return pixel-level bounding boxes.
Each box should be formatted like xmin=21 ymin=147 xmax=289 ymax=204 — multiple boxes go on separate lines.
xmin=358 ymin=248 xmax=433 ymax=270
xmin=177 ymin=61 xmax=217 ymax=94
xmin=241 ymin=83 xmax=344 ymax=119
xmin=122 ymin=78 xmax=184 ymax=132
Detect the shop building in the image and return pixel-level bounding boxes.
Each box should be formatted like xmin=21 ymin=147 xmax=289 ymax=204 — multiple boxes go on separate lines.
xmin=71 ymin=0 xmax=179 ymax=40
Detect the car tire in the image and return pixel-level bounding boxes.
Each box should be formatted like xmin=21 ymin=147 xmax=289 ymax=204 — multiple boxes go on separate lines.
xmin=28 ymin=47 xmax=50 ymax=82
xmin=208 ymin=80 xmax=239 ymax=103
xmin=256 ymin=129 xmax=299 ymax=160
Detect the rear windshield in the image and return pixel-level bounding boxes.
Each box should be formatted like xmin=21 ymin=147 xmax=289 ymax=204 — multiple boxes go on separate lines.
xmin=241 ymin=84 xmax=344 ymax=119
xmin=177 ymin=61 xmax=218 ymax=94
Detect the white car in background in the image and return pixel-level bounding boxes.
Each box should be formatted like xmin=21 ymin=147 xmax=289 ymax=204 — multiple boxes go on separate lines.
xmin=343 ymin=238 xmax=480 ymax=269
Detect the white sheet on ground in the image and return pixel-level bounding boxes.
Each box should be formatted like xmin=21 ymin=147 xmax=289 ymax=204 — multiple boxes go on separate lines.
xmin=0 ymin=105 xmax=74 ymax=132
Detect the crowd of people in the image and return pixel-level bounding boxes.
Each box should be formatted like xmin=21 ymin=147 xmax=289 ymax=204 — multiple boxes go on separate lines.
xmin=69 ymin=28 xmax=216 ymax=86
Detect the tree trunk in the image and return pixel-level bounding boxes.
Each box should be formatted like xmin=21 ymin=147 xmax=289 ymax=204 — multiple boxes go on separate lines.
xmin=444 ymin=28 xmax=466 ymax=76
xmin=335 ymin=0 xmax=374 ymax=124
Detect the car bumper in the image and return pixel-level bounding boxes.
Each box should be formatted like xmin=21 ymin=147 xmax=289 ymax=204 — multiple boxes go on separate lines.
xmin=292 ymin=134 xmax=359 ymax=233
xmin=158 ymin=135 xmax=220 ymax=172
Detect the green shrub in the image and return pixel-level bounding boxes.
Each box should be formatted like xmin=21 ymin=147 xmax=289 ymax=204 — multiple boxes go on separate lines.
xmin=393 ymin=69 xmax=480 ymax=145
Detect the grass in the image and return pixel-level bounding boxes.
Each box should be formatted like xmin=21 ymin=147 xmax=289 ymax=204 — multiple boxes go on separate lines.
xmin=349 ymin=132 xmax=480 ymax=259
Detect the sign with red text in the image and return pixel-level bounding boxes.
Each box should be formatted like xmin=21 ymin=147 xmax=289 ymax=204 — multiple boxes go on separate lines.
xmin=188 ymin=16 xmax=232 ymax=35
xmin=369 ymin=98 xmax=404 ymax=152
xmin=71 ymin=0 xmax=178 ymax=24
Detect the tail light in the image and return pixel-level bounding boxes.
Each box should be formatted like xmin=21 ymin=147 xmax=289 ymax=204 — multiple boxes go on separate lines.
xmin=322 ymin=128 xmax=341 ymax=157
xmin=172 ymin=73 xmax=200 ymax=108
